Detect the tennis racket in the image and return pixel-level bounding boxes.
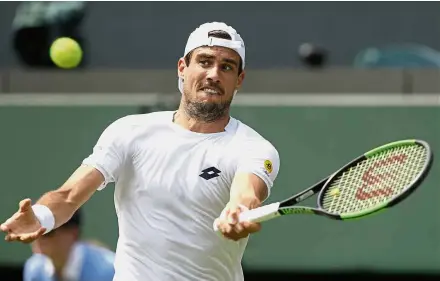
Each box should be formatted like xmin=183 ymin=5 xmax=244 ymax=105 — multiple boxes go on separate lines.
xmin=214 ymin=139 xmax=433 ymax=231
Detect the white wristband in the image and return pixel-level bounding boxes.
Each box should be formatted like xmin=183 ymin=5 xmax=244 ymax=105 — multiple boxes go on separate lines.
xmin=32 ymin=204 xmax=55 ymax=234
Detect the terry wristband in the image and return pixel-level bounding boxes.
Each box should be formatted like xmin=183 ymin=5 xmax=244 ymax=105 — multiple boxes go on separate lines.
xmin=32 ymin=204 xmax=55 ymax=234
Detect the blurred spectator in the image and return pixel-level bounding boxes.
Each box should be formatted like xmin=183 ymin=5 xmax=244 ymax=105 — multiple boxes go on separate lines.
xmin=11 ymin=1 xmax=87 ymax=68
xmin=23 ymin=209 xmax=115 ymax=281
xmin=298 ymin=43 xmax=328 ymax=69
xmin=354 ymin=43 xmax=440 ymax=68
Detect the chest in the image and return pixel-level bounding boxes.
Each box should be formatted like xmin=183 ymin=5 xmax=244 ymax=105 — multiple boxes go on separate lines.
xmin=131 ymin=133 xmax=238 ymax=205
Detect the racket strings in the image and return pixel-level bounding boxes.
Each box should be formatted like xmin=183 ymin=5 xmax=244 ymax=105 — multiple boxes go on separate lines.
xmin=321 ymin=144 xmax=427 ymax=215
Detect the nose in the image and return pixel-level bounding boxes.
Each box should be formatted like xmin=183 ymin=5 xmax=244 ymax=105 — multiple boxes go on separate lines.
xmin=206 ymin=66 xmax=221 ymax=83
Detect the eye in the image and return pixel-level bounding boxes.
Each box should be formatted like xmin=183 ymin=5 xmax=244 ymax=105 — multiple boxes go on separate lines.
xmin=199 ymin=60 xmax=210 ymax=66
xmin=222 ymin=64 xmax=233 ymax=71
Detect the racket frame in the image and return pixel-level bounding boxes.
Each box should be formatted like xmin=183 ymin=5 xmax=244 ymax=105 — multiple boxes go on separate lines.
xmin=317 ymin=139 xmax=434 ymax=220
xmin=277 ymin=139 xmax=434 ymax=220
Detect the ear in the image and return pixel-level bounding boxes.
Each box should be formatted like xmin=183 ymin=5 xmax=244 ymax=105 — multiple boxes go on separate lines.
xmin=235 ymin=70 xmax=246 ymax=91
xmin=177 ymin=57 xmax=186 ymax=80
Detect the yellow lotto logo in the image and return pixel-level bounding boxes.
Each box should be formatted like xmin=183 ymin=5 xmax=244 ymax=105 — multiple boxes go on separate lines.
xmin=264 ymin=160 xmax=273 ymax=174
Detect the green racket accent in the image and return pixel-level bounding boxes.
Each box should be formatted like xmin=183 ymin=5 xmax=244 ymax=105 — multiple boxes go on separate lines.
xmin=364 ymin=139 xmax=416 ymax=158
xmin=320 ymin=141 xmax=427 ymax=218
xmin=340 ymin=203 xmax=387 ymax=220
xmin=279 ymin=207 xmax=315 ymax=215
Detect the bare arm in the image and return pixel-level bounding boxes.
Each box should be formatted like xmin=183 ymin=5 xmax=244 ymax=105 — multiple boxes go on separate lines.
xmin=215 ymin=141 xmax=279 ymax=241
xmin=214 ymin=173 xmax=268 ymax=240
xmin=229 ymin=172 xmax=268 ymax=211
xmin=2 ymin=117 xmax=130 ymax=243
xmin=36 ymin=164 xmax=104 ymax=228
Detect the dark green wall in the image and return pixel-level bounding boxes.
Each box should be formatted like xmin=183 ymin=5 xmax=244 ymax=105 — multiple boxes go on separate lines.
xmin=233 ymin=106 xmax=439 ymax=272
xmin=0 ymin=107 xmax=138 ymax=263
xmin=0 ymin=106 xmax=438 ymax=272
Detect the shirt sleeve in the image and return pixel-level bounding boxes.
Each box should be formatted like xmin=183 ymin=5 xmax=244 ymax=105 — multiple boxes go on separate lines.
xmin=85 ymin=244 xmax=116 ymax=280
xmin=23 ymin=254 xmax=53 ymax=281
xmin=235 ymin=139 xmax=281 ymax=199
xmin=98 ymin=249 xmax=116 ymax=280
xmin=82 ymin=117 xmax=133 ymax=190
xmin=23 ymin=257 xmax=37 ymax=281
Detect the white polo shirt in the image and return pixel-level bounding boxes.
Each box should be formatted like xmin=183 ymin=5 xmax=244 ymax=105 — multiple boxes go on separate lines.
xmin=82 ymin=111 xmax=280 ymax=281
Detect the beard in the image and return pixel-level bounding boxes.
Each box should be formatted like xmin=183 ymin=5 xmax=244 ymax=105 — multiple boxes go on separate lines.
xmin=183 ymin=93 xmax=233 ymax=123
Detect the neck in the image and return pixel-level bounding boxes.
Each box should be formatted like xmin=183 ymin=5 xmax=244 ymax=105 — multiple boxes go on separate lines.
xmin=51 ymin=246 xmax=74 ymax=279
xmin=173 ymin=107 xmax=230 ymax=134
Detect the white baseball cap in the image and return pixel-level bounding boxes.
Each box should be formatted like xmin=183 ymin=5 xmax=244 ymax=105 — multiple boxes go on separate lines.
xmin=178 ymin=22 xmax=246 ymax=94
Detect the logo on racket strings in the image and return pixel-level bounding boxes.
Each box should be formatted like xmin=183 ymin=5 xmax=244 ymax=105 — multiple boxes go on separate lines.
xmin=356 ymin=154 xmax=407 ymax=200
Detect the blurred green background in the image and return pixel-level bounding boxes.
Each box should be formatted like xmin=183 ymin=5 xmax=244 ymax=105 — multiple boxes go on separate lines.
xmin=0 ymin=105 xmax=437 ymax=273
xmin=2 ymin=1 xmax=440 ymax=280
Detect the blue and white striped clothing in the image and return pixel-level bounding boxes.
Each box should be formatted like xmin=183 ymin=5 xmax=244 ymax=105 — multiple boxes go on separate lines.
xmin=23 ymin=242 xmax=115 ymax=281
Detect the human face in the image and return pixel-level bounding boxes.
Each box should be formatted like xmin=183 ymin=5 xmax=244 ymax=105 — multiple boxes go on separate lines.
xmin=178 ymin=46 xmax=245 ymax=122
xmin=31 ymin=227 xmax=78 ymax=261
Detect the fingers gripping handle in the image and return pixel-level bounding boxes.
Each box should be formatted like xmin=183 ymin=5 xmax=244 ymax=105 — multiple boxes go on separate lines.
xmin=213 ymin=203 xmax=281 ymax=232
xmin=239 ymin=203 xmax=281 ymax=223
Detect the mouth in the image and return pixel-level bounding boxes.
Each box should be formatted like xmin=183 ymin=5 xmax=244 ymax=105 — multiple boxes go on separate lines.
xmin=199 ymin=87 xmax=223 ymax=96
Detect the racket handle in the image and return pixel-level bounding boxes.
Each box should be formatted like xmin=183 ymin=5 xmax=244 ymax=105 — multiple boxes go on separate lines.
xmin=213 ymin=202 xmax=280 ymax=232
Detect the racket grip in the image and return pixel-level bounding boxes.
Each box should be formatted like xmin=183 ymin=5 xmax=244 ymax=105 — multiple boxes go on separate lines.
xmin=213 ymin=202 xmax=280 ymax=232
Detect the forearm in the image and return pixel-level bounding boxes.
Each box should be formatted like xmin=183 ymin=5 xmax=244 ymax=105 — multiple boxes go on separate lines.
xmin=35 ymin=165 xmax=103 ymax=228
xmin=36 ymin=189 xmax=81 ymax=229
xmin=230 ymin=188 xmax=262 ymax=210
xmin=229 ymin=173 xmax=268 ymax=210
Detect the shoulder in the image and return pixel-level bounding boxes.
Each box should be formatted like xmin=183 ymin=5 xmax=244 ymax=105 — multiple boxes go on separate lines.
xmin=232 ymin=118 xmax=279 ymax=156
xmin=80 ymin=243 xmax=115 ymax=278
xmin=229 ymin=118 xmax=281 ymax=188
xmin=108 ymin=111 xmax=173 ymax=130
xmin=24 ymin=254 xmax=53 ymax=278
xmin=83 ymin=242 xmax=115 ymax=265
xmin=100 ymin=111 xmax=174 ymax=142
xmin=24 ymin=253 xmax=49 ymax=268
xmin=83 ymin=242 xmax=115 ymax=259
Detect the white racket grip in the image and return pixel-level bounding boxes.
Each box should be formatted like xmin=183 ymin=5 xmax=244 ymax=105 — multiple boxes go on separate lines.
xmin=238 ymin=202 xmax=281 ymax=223
xmin=213 ymin=202 xmax=280 ymax=232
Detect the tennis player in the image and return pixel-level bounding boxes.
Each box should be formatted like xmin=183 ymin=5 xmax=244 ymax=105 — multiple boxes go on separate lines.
xmin=1 ymin=22 xmax=280 ymax=281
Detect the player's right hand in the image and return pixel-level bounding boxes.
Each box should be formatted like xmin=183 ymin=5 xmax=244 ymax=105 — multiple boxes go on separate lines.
xmin=214 ymin=202 xmax=261 ymax=241
xmin=0 ymin=199 xmax=46 ymax=243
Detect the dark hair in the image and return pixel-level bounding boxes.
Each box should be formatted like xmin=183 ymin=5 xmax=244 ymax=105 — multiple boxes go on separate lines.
xmin=184 ymin=30 xmax=243 ymax=74
xmin=44 ymin=208 xmax=82 ymax=237
xmin=64 ymin=209 xmax=82 ymax=228
xmin=56 ymin=208 xmax=82 ymax=232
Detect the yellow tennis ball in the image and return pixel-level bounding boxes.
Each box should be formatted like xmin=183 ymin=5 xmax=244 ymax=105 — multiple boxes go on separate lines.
xmin=330 ymin=188 xmax=340 ymax=196
xmin=50 ymin=37 xmax=82 ymax=69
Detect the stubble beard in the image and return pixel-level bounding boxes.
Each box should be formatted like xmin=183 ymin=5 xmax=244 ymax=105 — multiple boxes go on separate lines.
xmin=183 ymin=93 xmax=233 ymax=123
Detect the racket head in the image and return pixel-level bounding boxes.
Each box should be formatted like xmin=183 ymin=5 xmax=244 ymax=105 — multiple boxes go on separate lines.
xmin=317 ymin=139 xmax=433 ymax=220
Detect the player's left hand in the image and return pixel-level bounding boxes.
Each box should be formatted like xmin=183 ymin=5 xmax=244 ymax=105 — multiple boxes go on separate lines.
xmin=214 ymin=202 xmax=261 ymax=241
